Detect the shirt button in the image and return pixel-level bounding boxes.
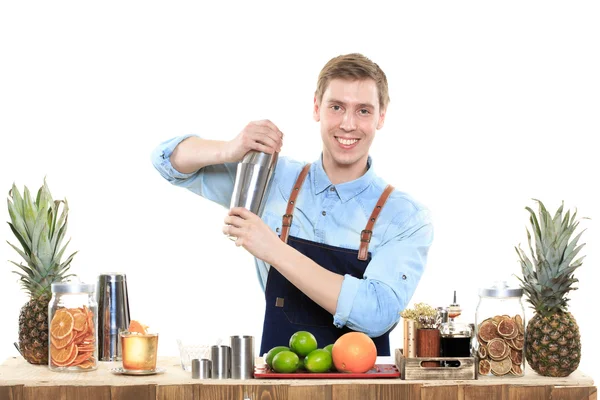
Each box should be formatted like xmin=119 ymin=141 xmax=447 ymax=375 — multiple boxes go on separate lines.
xmin=402 ymin=274 xmax=407 ymax=280
xmin=276 ymin=227 xmax=280 ymax=233
xmin=330 ymin=187 xmax=335 ymax=191
xmin=322 ymin=211 xmax=326 ymax=216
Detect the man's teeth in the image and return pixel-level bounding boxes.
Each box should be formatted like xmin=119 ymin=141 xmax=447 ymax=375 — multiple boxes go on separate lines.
xmin=336 ymin=137 xmax=358 ymax=145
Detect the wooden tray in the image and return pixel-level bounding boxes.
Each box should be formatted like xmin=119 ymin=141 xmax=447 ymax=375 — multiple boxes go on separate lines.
xmin=254 ymin=364 xmax=401 ymax=379
xmin=395 ymin=349 xmax=476 ymax=380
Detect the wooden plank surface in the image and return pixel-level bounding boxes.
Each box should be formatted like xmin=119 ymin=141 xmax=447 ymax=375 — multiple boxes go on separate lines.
xmin=0 ymin=356 xmax=595 ymax=387
xmin=288 ymin=385 xmax=332 ymax=400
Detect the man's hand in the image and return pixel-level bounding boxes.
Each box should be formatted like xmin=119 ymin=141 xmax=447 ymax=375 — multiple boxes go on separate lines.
xmin=223 ymin=207 xmax=282 ymax=264
xmin=225 ymin=120 xmax=284 ymax=162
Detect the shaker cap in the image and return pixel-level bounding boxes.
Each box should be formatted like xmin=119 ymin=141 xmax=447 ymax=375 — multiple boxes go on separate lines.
xmin=51 ymin=281 xmax=95 ymax=293
xmin=479 ymin=281 xmax=523 ymax=298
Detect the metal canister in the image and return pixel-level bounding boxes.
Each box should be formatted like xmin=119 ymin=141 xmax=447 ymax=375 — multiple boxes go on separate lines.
xmin=210 ymin=345 xmax=231 ymax=379
xmin=230 ymin=336 xmax=254 ymax=379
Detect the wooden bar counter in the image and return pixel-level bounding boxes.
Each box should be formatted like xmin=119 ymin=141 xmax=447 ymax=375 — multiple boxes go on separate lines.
xmin=0 ymin=356 xmax=596 ymax=400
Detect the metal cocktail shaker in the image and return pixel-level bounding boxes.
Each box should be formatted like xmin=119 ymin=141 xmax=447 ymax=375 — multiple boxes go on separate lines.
xmin=96 ymin=273 xmax=131 ymax=361
xmin=230 ymin=150 xmax=278 ymax=218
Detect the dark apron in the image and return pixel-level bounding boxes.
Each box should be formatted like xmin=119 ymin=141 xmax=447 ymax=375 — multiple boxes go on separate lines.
xmin=259 ymin=164 xmax=394 ymax=356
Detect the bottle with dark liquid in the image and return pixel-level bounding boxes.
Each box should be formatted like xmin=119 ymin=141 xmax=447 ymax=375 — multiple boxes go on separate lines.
xmin=439 ymin=291 xmax=473 ymax=367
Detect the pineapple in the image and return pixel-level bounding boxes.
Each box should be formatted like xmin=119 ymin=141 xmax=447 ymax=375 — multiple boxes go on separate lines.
xmin=7 ymin=180 xmax=77 ymax=364
xmin=515 ymin=199 xmax=586 ymax=377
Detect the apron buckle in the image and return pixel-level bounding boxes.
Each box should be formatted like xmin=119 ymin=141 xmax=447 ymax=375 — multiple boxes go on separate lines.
xmin=282 ymin=214 xmax=294 ymax=227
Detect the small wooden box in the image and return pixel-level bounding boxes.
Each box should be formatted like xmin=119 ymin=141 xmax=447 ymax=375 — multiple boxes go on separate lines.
xmin=395 ymin=349 xmax=477 ymax=380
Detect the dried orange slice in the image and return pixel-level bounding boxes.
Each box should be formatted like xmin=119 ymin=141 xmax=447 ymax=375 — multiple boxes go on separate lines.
xmin=497 ymin=318 xmax=517 ymax=339
xmin=479 ymin=359 xmax=491 ymax=375
xmin=487 ymin=338 xmax=509 ymax=360
xmin=128 ymin=320 xmax=148 ymax=334
xmin=70 ymin=351 xmax=93 ymax=366
xmin=511 ymin=335 xmax=524 ymax=350
xmin=478 ymin=320 xmax=499 ymax=342
xmin=515 ymin=314 xmax=524 ymax=334
xmin=477 ymin=345 xmax=488 ymax=359
xmin=78 ymin=360 xmax=94 ymax=369
xmin=511 ymin=363 xmax=523 ymax=375
xmin=52 ymin=345 xmax=78 ymax=367
xmin=50 ymin=309 xmax=75 ymax=339
xmin=490 ymin=358 xmax=512 ymax=376
xmin=510 ymin=348 xmax=522 ymax=364
xmin=72 ymin=312 xmax=87 ymax=331
xmin=51 ymin=342 xmax=76 ymax=363
xmin=50 ymin=331 xmax=74 ymax=349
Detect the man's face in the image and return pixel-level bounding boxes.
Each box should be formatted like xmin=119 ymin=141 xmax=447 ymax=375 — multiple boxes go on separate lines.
xmin=313 ymin=78 xmax=386 ymax=170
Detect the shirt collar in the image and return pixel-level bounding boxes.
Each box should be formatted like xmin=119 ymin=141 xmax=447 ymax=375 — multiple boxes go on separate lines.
xmin=312 ymin=154 xmax=376 ymax=203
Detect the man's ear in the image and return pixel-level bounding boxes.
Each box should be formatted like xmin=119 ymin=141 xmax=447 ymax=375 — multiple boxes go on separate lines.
xmin=377 ymin=109 xmax=386 ymax=130
xmin=313 ymin=96 xmax=320 ymax=122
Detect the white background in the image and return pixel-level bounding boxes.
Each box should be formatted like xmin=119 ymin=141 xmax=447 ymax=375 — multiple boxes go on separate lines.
xmin=1 ymin=0 xmax=598 ymax=383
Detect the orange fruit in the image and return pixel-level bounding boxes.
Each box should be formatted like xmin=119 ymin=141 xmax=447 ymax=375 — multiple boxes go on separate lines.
xmin=331 ymin=332 xmax=377 ymax=373
xmin=128 ymin=320 xmax=148 ymax=334
xmin=50 ymin=309 xmax=75 ymax=339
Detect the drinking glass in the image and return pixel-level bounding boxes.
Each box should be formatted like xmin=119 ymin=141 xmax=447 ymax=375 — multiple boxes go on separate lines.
xmin=120 ymin=331 xmax=159 ymax=371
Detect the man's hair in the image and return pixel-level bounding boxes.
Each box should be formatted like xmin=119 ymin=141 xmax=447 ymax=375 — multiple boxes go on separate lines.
xmin=315 ymin=53 xmax=390 ymax=111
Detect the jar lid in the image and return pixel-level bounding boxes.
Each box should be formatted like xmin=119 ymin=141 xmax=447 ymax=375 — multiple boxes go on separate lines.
xmin=51 ymin=282 xmax=95 ymax=293
xmin=479 ymin=281 xmax=523 ymax=298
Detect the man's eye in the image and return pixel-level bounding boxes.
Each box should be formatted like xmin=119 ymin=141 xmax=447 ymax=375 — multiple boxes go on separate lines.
xmin=359 ymin=109 xmax=370 ymax=115
xmin=331 ymin=105 xmax=341 ymax=111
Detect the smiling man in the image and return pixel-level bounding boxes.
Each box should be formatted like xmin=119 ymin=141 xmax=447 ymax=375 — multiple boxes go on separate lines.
xmin=151 ymin=53 xmax=433 ymax=356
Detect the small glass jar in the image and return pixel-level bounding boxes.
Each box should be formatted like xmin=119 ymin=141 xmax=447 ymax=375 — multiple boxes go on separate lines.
xmin=475 ymin=281 xmax=525 ymax=377
xmin=48 ymin=281 xmax=97 ymax=372
xmin=440 ymin=321 xmax=474 ymax=367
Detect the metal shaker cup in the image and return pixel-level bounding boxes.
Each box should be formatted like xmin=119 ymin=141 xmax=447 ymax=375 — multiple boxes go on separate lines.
xmin=230 ymin=150 xmax=278 ymax=218
xmin=96 ymin=273 xmax=131 ymax=361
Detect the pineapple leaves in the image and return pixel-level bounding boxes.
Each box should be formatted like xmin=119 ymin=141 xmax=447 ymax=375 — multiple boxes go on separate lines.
xmin=6 ymin=180 xmax=78 ymax=298
xmin=516 ymin=199 xmax=588 ymax=316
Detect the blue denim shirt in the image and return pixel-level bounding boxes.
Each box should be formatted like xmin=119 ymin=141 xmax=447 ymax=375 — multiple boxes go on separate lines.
xmin=151 ymin=135 xmax=434 ymax=337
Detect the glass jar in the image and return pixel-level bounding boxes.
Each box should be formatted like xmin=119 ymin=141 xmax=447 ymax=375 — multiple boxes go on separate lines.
xmin=440 ymin=321 xmax=474 ymax=367
xmin=48 ymin=282 xmax=97 ymax=371
xmin=475 ymin=281 xmax=525 ymax=377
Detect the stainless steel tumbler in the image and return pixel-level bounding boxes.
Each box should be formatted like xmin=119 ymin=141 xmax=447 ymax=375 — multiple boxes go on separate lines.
xmin=210 ymin=345 xmax=231 ymax=379
xmin=230 ymin=150 xmax=278 ymax=218
xmin=96 ymin=273 xmax=131 ymax=361
xmin=192 ymin=358 xmax=212 ymax=379
xmin=231 ymin=335 xmax=254 ymax=379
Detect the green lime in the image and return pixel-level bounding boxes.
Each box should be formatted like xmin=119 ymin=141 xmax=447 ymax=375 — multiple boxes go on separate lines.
xmin=272 ymin=350 xmax=300 ymax=373
xmin=324 ymin=344 xmax=334 ymax=354
xmin=303 ymin=349 xmax=333 ymax=373
xmin=265 ymin=346 xmax=290 ymax=368
xmin=289 ymin=331 xmax=318 ymax=357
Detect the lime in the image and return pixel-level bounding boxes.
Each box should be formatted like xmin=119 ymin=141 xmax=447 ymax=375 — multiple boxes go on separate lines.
xmin=324 ymin=344 xmax=334 ymax=354
xmin=272 ymin=350 xmax=300 ymax=373
xmin=303 ymin=349 xmax=333 ymax=373
xmin=289 ymin=331 xmax=318 ymax=357
xmin=265 ymin=346 xmax=290 ymax=368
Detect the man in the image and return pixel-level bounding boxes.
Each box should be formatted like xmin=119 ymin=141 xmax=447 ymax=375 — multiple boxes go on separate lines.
xmin=151 ymin=53 xmax=433 ymax=356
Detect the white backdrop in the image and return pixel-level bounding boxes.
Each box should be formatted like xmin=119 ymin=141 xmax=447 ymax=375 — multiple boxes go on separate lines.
xmin=1 ymin=1 xmax=598 ymax=383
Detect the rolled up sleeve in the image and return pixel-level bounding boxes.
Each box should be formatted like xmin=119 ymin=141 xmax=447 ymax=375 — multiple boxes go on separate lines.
xmin=333 ymin=209 xmax=433 ymax=337
xmin=150 ymin=134 xmax=238 ymax=208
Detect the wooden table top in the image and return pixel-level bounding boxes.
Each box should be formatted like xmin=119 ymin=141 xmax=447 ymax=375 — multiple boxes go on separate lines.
xmin=0 ymin=356 xmax=595 ymax=387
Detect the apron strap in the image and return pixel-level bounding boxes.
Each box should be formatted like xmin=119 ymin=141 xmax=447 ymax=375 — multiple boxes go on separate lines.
xmin=358 ymin=185 xmax=395 ymax=261
xmin=280 ymin=164 xmax=311 ymax=243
